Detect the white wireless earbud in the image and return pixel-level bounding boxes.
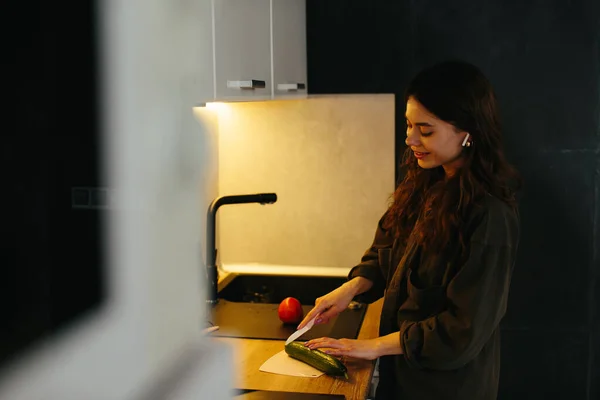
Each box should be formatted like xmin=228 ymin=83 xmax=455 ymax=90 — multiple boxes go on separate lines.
xmin=461 ymin=133 xmax=471 ymax=147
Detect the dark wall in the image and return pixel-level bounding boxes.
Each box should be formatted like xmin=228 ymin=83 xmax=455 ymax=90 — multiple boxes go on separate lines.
xmin=307 ymin=1 xmax=600 ymax=399
xmin=2 ymin=0 xmax=104 ymax=366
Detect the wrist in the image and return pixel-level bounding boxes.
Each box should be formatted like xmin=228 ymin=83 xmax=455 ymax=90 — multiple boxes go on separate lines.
xmin=371 ymin=338 xmax=384 ymax=359
xmin=344 ymin=276 xmax=373 ymax=297
xmin=374 ymin=332 xmax=404 ymax=357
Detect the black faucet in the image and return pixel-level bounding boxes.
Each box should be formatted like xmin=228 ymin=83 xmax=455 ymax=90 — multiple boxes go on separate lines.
xmin=206 ymin=193 xmax=277 ymax=305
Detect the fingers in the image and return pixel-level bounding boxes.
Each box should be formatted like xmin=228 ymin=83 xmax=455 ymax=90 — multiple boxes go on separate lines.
xmin=314 ymin=315 xmax=331 ymax=325
xmin=304 ymin=337 xmax=338 ymax=349
xmin=304 ymin=338 xmax=349 ymax=357
xmin=303 ymin=338 xmax=377 ymax=360
xmin=315 ymin=305 xmax=340 ymax=325
xmin=297 ymin=298 xmax=329 ymax=329
xmin=304 ymin=337 xmax=347 ymax=349
xmin=297 ymin=303 xmax=342 ymax=329
xmin=297 ymin=307 xmax=321 ymax=330
xmin=323 ymin=349 xmax=345 ymax=356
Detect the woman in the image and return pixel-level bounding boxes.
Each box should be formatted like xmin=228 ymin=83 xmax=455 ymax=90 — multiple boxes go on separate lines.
xmin=297 ymin=60 xmax=521 ymax=400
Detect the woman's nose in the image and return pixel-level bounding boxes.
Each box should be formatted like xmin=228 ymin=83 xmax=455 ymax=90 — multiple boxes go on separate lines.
xmin=405 ymin=129 xmax=420 ymax=147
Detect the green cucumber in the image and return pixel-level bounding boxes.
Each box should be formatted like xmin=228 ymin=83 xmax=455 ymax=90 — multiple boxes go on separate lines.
xmin=284 ymin=341 xmax=348 ymax=379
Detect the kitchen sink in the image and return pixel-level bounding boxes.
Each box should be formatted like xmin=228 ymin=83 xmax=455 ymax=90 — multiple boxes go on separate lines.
xmin=218 ymin=273 xmax=347 ymax=304
xmin=211 ymin=273 xmax=368 ymax=341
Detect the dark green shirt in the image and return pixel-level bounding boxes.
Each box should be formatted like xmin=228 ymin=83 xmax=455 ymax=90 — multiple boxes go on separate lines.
xmin=349 ymin=194 xmax=519 ymax=400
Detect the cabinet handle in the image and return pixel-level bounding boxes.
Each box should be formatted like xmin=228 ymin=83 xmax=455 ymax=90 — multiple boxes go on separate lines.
xmin=227 ymin=80 xmax=266 ymax=90
xmin=276 ymin=83 xmax=306 ymax=92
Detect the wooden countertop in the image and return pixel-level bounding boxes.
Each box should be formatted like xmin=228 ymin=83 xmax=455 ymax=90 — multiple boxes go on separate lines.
xmin=215 ymin=298 xmax=382 ymax=400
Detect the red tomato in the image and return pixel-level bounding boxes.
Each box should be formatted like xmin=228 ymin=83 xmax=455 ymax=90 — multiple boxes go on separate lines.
xmin=278 ymin=297 xmax=304 ymax=324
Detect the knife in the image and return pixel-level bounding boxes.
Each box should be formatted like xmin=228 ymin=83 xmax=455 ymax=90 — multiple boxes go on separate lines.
xmin=285 ymin=316 xmax=317 ymax=345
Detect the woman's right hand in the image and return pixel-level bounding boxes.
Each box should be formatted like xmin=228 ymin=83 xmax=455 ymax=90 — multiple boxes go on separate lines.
xmin=297 ymin=277 xmax=372 ymax=330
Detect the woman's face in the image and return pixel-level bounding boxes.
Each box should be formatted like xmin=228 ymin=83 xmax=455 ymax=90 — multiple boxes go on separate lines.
xmin=405 ymin=96 xmax=470 ymax=176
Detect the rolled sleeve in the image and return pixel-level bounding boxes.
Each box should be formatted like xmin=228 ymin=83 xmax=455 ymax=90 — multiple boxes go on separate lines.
xmin=348 ymin=262 xmax=386 ymax=304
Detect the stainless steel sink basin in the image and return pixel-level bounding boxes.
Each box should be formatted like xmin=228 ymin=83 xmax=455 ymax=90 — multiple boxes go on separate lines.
xmin=218 ymin=273 xmax=347 ymax=304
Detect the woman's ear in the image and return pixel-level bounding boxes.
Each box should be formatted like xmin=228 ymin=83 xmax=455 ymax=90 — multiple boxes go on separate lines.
xmin=461 ymin=133 xmax=471 ymax=147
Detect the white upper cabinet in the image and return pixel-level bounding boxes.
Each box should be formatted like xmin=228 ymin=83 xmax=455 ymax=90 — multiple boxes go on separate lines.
xmin=214 ymin=0 xmax=272 ymax=101
xmin=206 ymin=0 xmax=307 ymax=102
xmin=272 ymin=0 xmax=307 ymax=99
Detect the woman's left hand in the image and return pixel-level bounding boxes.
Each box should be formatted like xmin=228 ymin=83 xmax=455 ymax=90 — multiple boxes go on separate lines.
xmin=304 ymin=337 xmax=380 ymax=360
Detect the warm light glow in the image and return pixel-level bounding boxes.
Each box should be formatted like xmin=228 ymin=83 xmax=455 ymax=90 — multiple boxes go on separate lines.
xmin=204 ymin=102 xmax=229 ymax=111
xmin=194 ymin=101 xmax=232 ymax=119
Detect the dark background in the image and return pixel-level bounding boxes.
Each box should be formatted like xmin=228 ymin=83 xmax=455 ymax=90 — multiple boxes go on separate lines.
xmin=307 ymin=0 xmax=599 ymax=399
xmin=1 ymin=0 xmax=104 ymax=365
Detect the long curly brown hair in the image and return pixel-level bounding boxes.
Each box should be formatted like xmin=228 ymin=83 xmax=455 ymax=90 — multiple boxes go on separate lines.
xmin=384 ymin=61 xmax=521 ymax=257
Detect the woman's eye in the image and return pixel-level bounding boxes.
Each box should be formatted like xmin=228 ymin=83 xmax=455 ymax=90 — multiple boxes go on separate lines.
xmin=421 ymin=131 xmax=433 ymax=137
